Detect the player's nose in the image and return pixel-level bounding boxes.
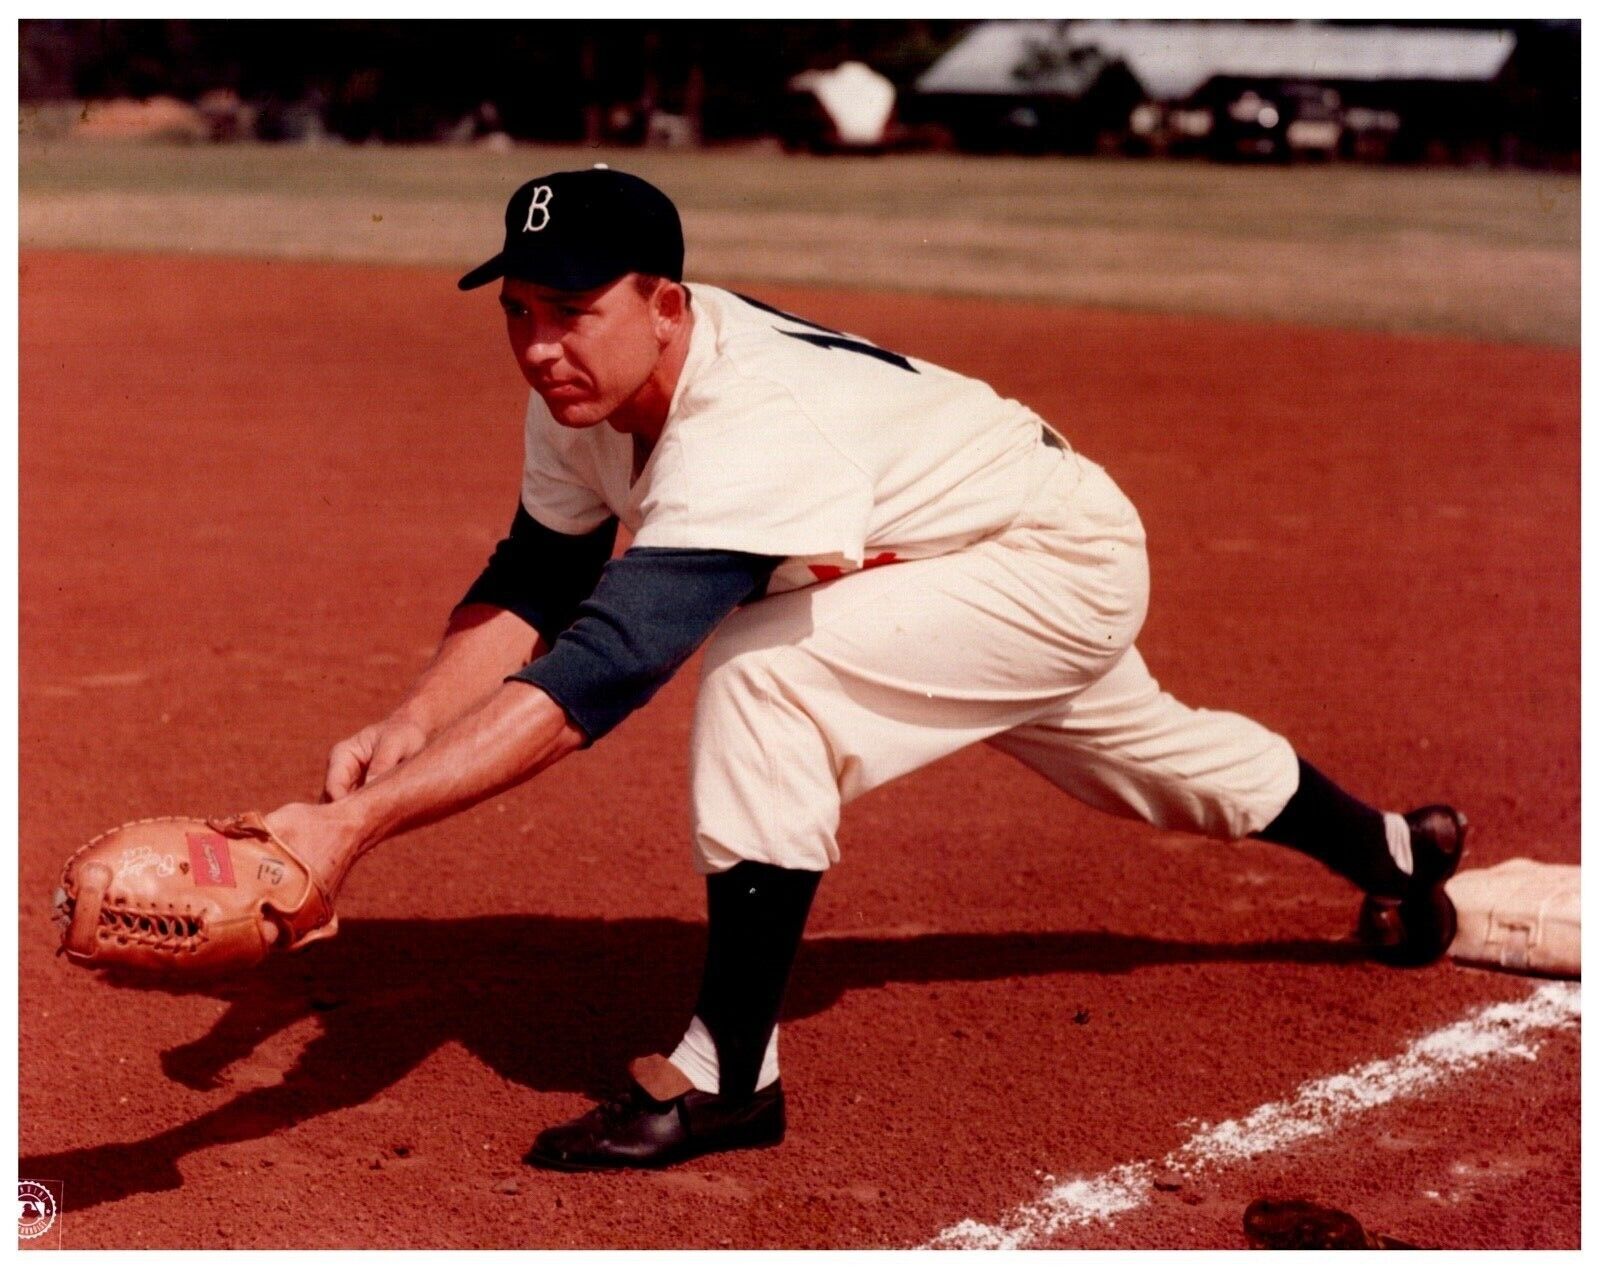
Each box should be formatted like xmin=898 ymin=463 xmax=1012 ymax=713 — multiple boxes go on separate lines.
xmin=519 ymin=328 xmax=563 ymax=367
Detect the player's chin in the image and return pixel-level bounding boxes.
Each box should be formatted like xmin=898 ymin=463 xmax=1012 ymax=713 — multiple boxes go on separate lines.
xmin=546 ymin=397 xmax=609 ymax=428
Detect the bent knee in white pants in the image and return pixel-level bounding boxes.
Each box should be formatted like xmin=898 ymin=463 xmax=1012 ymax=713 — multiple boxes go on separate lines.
xmin=686 ymin=452 xmax=1293 ymax=870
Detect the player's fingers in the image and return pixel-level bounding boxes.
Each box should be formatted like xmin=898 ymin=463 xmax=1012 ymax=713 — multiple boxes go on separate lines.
xmin=322 ymin=759 xmax=363 ymax=802
xmin=367 ymin=727 xmax=422 ymax=782
xmin=322 ymin=740 xmax=370 ymax=802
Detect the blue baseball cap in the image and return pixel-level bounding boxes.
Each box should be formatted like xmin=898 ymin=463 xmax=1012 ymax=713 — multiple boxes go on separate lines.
xmin=457 ymin=166 xmax=684 ymax=292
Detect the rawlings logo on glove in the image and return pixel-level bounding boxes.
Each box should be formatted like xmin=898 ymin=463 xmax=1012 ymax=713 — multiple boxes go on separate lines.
xmin=53 ymin=812 xmax=338 ymax=976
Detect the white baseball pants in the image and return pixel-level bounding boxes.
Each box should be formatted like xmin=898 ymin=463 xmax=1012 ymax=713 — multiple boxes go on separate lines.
xmin=689 ymin=445 xmax=1300 ymax=874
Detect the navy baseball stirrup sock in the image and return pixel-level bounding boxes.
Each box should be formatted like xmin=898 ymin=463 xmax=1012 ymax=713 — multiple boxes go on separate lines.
xmin=694 ymin=861 xmax=822 ymax=1101
xmin=1252 ymin=758 xmax=1408 ymax=897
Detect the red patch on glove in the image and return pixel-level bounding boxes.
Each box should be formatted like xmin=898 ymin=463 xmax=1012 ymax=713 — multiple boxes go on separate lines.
xmin=186 ymin=832 xmax=237 ymax=887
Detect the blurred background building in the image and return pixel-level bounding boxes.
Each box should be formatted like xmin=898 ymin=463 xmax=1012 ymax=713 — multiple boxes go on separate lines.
xmin=17 ymin=18 xmax=1579 ymax=168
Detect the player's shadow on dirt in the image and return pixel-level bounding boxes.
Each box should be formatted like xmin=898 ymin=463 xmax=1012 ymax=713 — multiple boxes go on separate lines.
xmin=24 ymin=915 xmax=1366 ymax=1214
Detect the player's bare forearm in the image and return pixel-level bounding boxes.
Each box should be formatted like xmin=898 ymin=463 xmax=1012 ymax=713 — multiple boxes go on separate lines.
xmin=321 ymin=605 xmax=549 ymax=802
xmin=273 ymin=681 xmax=584 ymax=895
xmin=347 ymin=680 xmax=582 ymax=849
xmin=392 ymin=603 xmax=547 ymax=737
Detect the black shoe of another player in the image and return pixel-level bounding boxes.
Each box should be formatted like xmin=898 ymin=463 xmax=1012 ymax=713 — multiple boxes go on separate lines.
xmin=523 ymin=1057 xmax=785 ymax=1172
xmin=1356 ymin=805 xmax=1469 ymax=968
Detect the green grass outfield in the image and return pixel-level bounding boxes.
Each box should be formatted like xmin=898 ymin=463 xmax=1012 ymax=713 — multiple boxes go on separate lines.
xmin=19 ymin=139 xmax=1579 ymax=345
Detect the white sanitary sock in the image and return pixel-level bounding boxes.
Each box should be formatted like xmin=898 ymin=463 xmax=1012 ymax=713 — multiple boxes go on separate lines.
xmin=1383 ymin=811 xmax=1414 ymax=877
xmin=668 ymin=1015 xmax=780 ymax=1094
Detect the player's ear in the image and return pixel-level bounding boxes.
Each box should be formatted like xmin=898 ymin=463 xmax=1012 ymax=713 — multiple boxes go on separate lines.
xmin=649 ymin=281 xmax=687 ymax=339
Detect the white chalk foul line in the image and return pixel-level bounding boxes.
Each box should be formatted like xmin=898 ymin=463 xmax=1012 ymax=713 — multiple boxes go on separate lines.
xmin=924 ymin=982 xmax=1581 ymax=1250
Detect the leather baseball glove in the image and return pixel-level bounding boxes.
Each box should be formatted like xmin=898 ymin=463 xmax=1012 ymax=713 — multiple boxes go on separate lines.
xmin=53 ymin=812 xmax=338 ymax=976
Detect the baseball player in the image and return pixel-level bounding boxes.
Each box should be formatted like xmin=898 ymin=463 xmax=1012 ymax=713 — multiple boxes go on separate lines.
xmin=262 ymin=167 xmax=1465 ymax=1172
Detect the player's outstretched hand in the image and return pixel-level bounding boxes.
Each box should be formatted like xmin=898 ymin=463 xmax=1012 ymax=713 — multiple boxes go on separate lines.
xmin=322 ymin=715 xmax=428 ymax=802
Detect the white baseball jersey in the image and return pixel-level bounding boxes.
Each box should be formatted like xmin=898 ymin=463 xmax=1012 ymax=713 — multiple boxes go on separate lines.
xmin=508 ymin=281 xmax=1297 ymax=877
xmin=518 ymin=284 xmax=1065 ymax=593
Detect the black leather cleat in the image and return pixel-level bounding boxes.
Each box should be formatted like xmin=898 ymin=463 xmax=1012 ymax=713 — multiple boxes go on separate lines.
xmin=1357 ymin=805 xmax=1468 ymax=968
xmin=524 ymin=1055 xmax=785 ymax=1172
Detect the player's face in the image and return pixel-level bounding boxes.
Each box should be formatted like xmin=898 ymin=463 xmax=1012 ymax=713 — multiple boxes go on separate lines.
xmin=499 ymin=276 xmax=667 ymax=429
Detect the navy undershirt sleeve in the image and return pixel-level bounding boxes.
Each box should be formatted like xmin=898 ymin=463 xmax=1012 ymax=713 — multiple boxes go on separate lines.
xmin=512 ymin=546 xmax=782 ymax=744
xmin=457 ymin=504 xmax=619 ymax=646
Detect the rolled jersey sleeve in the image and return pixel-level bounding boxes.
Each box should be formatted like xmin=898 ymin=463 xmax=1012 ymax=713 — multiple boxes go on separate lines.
xmin=458 ymin=503 xmax=619 ymax=645
xmin=513 ymin=546 xmax=781 ymax=743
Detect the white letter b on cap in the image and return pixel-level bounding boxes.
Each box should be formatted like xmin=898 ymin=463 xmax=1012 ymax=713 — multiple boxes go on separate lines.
xmin=523 ymin=185 xmax=554 ymax=233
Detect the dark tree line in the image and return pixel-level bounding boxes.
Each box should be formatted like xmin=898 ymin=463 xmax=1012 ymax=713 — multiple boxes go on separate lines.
xmin=18 ymin=19 xmax=969 ymax=143
xmin=18 ymin=19 xmax=1577 ymax=160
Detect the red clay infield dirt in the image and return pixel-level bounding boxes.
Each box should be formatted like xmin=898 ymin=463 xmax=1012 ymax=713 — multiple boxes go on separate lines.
xmin=18 ymin=251 xmax=1579 ymax=1249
